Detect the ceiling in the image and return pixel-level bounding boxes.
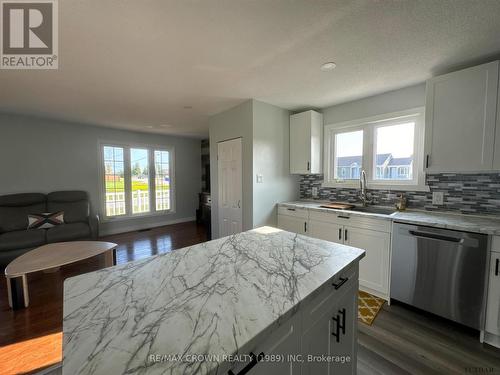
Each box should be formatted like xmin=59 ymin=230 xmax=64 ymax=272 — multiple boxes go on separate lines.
xmin=1 ymin=0 xmax=500 ymax=138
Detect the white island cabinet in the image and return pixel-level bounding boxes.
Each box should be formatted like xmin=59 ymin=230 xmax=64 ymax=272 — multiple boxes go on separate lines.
xmin=63 ymin=227 xmax=364 ymax=375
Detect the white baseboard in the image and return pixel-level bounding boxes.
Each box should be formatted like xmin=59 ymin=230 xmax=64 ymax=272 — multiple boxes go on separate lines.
xmin=100 ymin=216 xmax=196 ymax=237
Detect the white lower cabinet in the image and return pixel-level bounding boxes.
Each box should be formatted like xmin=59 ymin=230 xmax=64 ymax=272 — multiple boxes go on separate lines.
xmin=277 ymin=207 xmax=308 ymax=235
xmin=279 ymin=206 xmax=391 ymax=300
xmin=308 ymin=219 xmax=343 ymax=244
xmin=344 ymin=225 xmax=391 ymax=300
xmin=484 ymin=250 xmax=500 ymax=347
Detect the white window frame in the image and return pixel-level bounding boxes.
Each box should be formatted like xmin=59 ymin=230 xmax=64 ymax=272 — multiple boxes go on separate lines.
xmin=323 ymin=107 xmax=428 ymax=191
xmin=98 ymin=141 xmax=176 ymax=222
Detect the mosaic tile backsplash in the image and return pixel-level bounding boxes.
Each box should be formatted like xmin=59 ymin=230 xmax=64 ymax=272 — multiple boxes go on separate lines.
xmin=299 ymin=173 xmax=500 ymax=216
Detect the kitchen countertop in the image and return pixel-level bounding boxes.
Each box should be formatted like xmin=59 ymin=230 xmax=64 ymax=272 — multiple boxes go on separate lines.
xmin=279 ymin=201 xmax=500 ymax=235
xmin=63 ymin=226 xmax=365 ymax=375
xmin=279 ymin=201 xmax=393 ymax=220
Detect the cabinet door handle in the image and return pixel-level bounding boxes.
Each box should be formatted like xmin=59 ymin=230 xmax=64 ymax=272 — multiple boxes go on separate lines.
xmin=304 ymin=222 xmax=307 ymax=232
xmin=307 ymin=161 xmax=310 ymax=171
xmin=426 ymin=154 xmax=430 ymax=168
xmin=338 ymin=228 xmax=342 ymax=241
xmin=332 ymin=277 xmax=348 ymax=290
xmin=228 ymin=352 xmax=264 ymax=375
xmin=331 ymin=315 xmax=340 ymax=342
xmin=338 ymin=308 xmax=346 ymax=335
xmin=496 ymin=258 xmax=499 ymax=276
xmin=344 ymin=229 xmax=348 ymax=241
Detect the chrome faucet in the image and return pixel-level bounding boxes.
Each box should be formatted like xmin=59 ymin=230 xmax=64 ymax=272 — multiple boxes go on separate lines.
xmin=359 ymin=170 xmax=373 ymax=206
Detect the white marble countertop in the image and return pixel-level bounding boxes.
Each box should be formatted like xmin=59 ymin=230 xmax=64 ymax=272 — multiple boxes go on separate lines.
xmin=392 ymin=211 xmax=500 ymax=235
xmin=62 ymin=226 xmax=365 ymax=375
xmin=278 ymin=200 xmax=394 ymax=220
xmin=278 ymin=200 xmax=500 ymax=235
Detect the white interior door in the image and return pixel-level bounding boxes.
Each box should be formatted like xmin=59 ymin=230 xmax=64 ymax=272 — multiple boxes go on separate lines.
xmin=218 ymin=138 xmax=243 ymax=237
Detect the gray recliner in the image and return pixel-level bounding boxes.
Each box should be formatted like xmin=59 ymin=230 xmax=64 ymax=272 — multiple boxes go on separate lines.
xmin=0 ymin=191 xmax=99 ymax=269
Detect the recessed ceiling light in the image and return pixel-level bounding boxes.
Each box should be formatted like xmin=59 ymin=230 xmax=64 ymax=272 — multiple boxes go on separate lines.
xmin=320 ymin=62 xmax=337 ymax=71
xmin=159 ymin=124 xmax=172 ymax=128
xmin=183 ymin=105 xmax=193 ymax=109
xmin=146 ymin=125 xmax=155 ymax=129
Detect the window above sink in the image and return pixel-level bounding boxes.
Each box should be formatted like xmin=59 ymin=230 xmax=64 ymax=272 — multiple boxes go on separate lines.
xmin=323 ymin=108 xmax=428 ymax=192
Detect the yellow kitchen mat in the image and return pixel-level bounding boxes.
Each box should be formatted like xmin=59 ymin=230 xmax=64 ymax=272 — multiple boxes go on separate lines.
xmin=358 ymin=290 xmax=385 ymax=325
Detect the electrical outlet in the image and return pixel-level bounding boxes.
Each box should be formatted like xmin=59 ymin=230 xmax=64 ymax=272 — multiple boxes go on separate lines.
xmin=312 ymin=187 xmax=318 ymax=198
xmin=432 ymin=191 xmax=444 ymax=205
xmin=256 ymin=174 xmax=263 ymax=183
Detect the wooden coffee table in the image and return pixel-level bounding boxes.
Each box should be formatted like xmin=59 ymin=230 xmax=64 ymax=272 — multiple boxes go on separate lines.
xmin=4 ymin=241 xmax=117 ymax=310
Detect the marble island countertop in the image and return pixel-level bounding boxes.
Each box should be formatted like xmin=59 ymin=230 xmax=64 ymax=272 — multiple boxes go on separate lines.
xmin=63 ymin=226 xmax=365 ymax=375
xmin=279 ymin=201 xmax=500 ymax=235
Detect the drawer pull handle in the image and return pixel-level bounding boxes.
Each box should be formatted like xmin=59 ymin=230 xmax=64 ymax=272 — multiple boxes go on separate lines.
xmin=338 ymin=308 xmax=346 ymax=335
xmin=331 ymin=315 xmax=340 ymax=342
xmin=338 ymin=215 xmax=350 ymax=219
xmin=332 ymin=277 xmax=348 ymax=290
xmin=286 ymin=208 xmax=296 ymax=211
xmin=228 ymin=352 xmax=265 ymax=375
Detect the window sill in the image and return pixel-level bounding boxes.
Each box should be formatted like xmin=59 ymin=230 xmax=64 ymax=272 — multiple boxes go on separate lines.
xmin=101 ymin=209 xmax=176 ymax=223
xmin=321 ymin=181 xmax=430 ymax=192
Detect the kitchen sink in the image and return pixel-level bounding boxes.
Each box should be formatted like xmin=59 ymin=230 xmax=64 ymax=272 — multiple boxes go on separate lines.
xmin=347 ymin=206 xmax=396 ymax=215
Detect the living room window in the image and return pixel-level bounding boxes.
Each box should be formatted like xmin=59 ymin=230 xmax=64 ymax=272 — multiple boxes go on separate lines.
xmin=100 ymin=143 xmax=174 ymax=219
xmin=323 ymin=108 xmax=426 ymax=191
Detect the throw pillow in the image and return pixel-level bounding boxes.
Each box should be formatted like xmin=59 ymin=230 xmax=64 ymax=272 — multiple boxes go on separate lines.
xmin=28 ymin=212 xmax=65 ymax=229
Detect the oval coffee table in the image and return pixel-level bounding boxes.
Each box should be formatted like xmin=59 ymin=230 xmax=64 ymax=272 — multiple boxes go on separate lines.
xmin=5 ymin=241 xmax=117 ymax=310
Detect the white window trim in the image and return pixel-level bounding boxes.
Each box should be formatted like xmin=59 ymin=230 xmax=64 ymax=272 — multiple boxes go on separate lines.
xmin=323 ymin=107 xmax=429 ymax=192
xmin=98 ymin=140 xmax=176 ymax=222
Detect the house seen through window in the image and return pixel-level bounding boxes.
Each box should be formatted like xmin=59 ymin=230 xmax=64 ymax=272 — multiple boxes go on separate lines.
xmin=326 ymin=108 xmax=424 ymax=189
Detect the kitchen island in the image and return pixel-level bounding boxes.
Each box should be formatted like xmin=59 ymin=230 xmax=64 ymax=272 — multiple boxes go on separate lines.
xmin=63 ymin=226 xmax=365 ymax=375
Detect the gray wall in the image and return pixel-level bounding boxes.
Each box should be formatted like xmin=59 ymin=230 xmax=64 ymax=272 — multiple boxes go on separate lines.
xmin=0 ymin=113 xmax=201 ymax=235
xmin=322 ymin=83 xmax=426 ymax=125
xmin=209 ymin=100 xmax=254 ymax=238
xmin=253 ymin=100 xmax=299 ymax=227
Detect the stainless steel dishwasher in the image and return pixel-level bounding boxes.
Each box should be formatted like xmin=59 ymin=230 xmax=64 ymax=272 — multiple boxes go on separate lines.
xmin=391 ymin=222 xmax=488 ymax=330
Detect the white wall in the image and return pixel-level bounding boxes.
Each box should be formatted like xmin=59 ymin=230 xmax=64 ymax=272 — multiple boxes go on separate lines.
xmin=209 ymin=99 xmax=299 ymax=238
xmin=253 ymin=100 xmax=299 ymax=227
xmin=322 ymin=83 xmax=426 ymax=125
xmin=0 ymin=113 xmax=201 ymax=235
xmin=209 ymin=100 xmax=254 ymax=238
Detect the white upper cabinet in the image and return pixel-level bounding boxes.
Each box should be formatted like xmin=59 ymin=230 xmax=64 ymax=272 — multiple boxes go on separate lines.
xmin=290 ymin=110 xmax=323 ymax=174
xmin=424 ymin=61 xmax=499 ymax=172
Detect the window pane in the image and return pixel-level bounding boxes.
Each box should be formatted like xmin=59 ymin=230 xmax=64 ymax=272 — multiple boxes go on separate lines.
xmin=131 ymin=148 xmax=150 ymax=214
xmin=103 ymin=146 xmax=126 ymax=217
xmin=374 ymin=122 xmax=414 ymax=181
xmin=333 ymin=130 xmax=363 ymax=180
xmin=155 ymin=150 xmax=170 ymax=211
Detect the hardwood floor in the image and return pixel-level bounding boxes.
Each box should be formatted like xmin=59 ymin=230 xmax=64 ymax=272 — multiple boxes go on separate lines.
xmin=358 ymin=302 xmax=500 ymax=375
xmin=1 ymin=222 xmax=499 ymax=374
xmin=0 ymin=221 xmax=207 ymax=375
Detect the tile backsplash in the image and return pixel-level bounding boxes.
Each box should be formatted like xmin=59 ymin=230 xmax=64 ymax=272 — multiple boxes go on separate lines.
xmin=299 ymin=173 xmax=500 ymax=216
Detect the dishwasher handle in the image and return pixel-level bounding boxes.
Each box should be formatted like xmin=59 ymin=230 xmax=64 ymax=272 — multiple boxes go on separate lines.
xmin=408 ymin=230 xmax=464 ymax=244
